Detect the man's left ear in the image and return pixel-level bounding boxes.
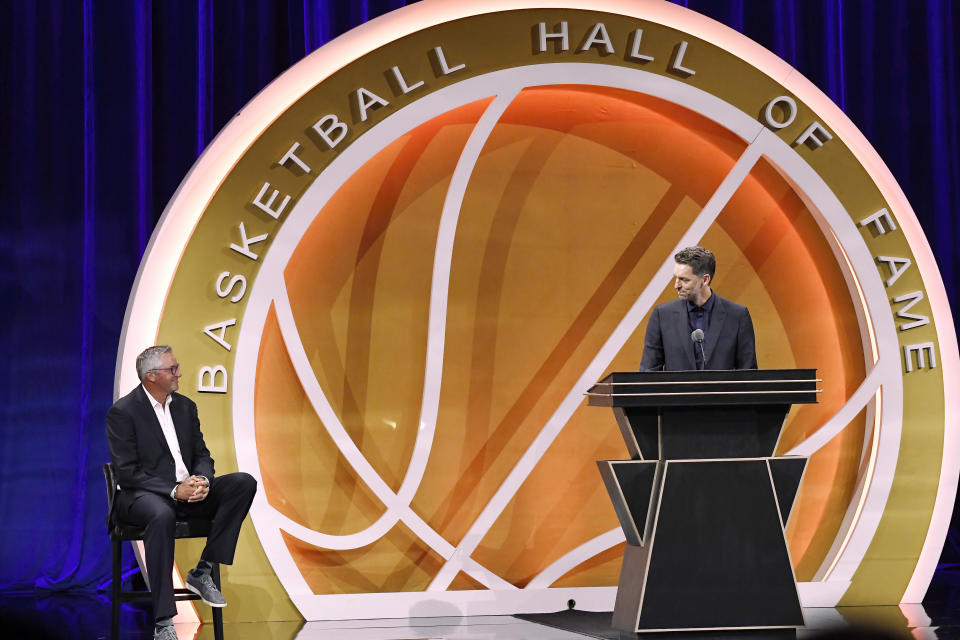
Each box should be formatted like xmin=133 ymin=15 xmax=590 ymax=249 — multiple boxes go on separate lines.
xmin=702 ymin=273 xmax=712 ymax=287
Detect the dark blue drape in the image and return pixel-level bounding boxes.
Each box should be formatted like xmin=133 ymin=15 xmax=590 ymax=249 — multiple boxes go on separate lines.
xmin=1 ymin=0 xmax=957 ymax=594
xmin=0 ymin=0 xmax=413 ymax=594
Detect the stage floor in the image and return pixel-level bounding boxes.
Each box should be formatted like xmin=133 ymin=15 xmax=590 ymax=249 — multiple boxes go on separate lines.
xmin=0 ymin=603 xmax=952 ymax=640
xmin=2 ymin=568 xmax=958 ymax=639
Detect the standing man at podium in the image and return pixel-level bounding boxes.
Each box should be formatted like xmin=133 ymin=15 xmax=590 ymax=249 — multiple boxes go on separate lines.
xmin=640 ymin=246 xmax=757 ymax=371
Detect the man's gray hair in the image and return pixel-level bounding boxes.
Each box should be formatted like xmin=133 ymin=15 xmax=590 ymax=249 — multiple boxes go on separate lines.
xmin=136 ymin=345 xmax=173 ymax=381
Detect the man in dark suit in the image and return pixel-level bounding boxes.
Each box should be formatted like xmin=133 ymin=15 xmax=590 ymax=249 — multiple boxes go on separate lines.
xmin=640 ymin=247 xmax=757 ymax=371
xmin=106 ymin=345 xmax=257 ymax=640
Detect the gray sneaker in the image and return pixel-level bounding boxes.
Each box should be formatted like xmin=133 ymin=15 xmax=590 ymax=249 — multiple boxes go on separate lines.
xmin=185 ymin=568 xmax=227 ymax=607
xmin=154 ymin=624 xmax=178 ymax=640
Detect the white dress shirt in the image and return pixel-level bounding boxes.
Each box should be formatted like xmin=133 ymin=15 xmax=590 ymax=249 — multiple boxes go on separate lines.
xmin=142 ymin=385 xmax=190 ymax=486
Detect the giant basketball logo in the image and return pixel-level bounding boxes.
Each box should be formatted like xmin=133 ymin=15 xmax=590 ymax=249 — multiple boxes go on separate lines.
xmin=116 ymin=0 xmax=959 ymax=622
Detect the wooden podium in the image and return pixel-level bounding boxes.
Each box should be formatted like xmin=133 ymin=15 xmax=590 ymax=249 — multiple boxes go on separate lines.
xmin=589 ymin=369 xmax=819 ymax=633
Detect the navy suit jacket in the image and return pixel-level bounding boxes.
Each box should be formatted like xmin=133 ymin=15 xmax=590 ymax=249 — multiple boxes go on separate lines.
xmin=640 ymin=294 xmax=758 ymax=371
xmin=106 ymin=386 xmax=216 ymax=498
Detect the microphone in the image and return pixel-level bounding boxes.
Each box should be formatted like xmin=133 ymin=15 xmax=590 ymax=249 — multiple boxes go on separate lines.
xmin=691 ymin=329 xmax=705 ymax=369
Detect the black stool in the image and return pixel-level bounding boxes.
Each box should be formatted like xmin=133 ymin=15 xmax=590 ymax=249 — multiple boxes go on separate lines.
xmin=103 ymin=463 xmax=225 ymax=640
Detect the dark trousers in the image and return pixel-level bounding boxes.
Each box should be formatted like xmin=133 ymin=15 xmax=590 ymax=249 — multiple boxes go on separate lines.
xmin=117 ymin=472 xmax=257 ymax=621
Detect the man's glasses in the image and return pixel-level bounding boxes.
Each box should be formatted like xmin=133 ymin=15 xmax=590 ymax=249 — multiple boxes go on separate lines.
xmin=150 ymin=365 xmax=181 ymax=375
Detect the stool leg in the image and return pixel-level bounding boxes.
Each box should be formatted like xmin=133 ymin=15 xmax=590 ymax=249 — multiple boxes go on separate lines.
xmin=212 ymin=564 xmax=224 ymax=640
xmin=111 ymin=538 xmax=121 ymax=640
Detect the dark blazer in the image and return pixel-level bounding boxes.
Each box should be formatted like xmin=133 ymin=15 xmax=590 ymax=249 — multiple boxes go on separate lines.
xmin=640 ymin=294 xmax=758 ymax=371
xmin=106 ymin=386 xmax=215 ymax=498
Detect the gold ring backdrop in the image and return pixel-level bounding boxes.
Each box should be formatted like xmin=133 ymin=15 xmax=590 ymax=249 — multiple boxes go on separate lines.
xmin=116 ymin=0 xmax=958 ymax=623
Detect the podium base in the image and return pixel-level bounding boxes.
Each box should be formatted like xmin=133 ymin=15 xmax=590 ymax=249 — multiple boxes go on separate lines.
xmin=610 ymin=459 xmax=805 ymax=632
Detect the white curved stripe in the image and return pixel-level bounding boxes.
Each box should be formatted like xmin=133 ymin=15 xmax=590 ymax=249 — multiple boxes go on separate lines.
xmin=786 ymin=364 xmax=883 ymax=457
xmin=273 ymin=509 xmax=393 ymax=551
xmin=757 ymin=128 xmax=904 ymax=591
xmin=527 ymin=528 xmax=625 ymax=589
xmin=461 ymin=558 xmax=518 ymax=590
xmin=401 ymin=90 xmax=518 ymax=509
xmin=816 ymin=390 xmax=882 ymax=581
xmin=269 ymin=133 xmax=516 ymax=588
xmin=273 ymin=276 xmax=405 ymax=508
xmin=428 ymin=132 xmax=770 ymax=591
xmin=273 ymin=276 xmax=459 ymax=554
xmin=269 ymin=274 xmax=410 ymax=548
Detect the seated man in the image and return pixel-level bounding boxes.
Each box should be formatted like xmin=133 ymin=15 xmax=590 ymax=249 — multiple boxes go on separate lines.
xmin=640 ymin=246 xmax=757 ymax=371
xmin=106 ymin=345 xmax=257 ymax=640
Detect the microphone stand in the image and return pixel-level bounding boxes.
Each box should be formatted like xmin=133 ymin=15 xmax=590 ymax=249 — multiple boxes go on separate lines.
xmin=691 ymin=329 xmax=706 ymax=370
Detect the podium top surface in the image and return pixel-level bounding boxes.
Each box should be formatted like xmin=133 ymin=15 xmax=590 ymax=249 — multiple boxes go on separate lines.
xmin=587 ymin=369 xmax=820 ymax=407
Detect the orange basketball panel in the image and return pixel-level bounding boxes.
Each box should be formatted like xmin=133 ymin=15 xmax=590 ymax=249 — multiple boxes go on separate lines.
xmin=255 ymin=305 xmax=386 ymax=534
xmin=281 ymin=524 xmax=446 ymax=594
